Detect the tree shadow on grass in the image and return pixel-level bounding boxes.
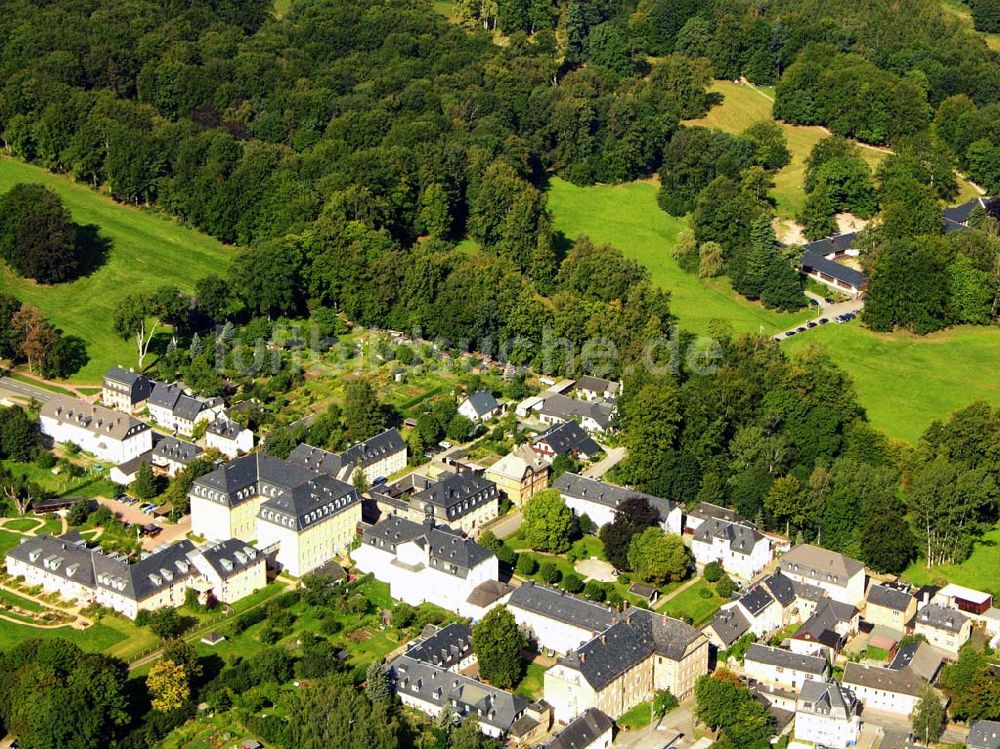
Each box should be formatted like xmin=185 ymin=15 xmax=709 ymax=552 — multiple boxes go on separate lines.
xmin=74 ymin=223 xmax=112 ymax=277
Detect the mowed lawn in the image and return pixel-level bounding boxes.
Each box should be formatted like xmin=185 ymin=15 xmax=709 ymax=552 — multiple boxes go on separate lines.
xmin=782 ymin=323 xmax=1000 ymax=442
xmin=0 ymin=157 xmax=236 ymax=383
xmin=903 ymin=526 xmax=1000 ymax=597
xmin=684 ymin=81 xmax=980 ymax=218
xmin=546 ymin=177 xmax=813 ymax=336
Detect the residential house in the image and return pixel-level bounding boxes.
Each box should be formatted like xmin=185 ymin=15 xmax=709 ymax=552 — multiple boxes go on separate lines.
xmin=888 ymin=641 xmax=944 ymax=685
xmin=913 ymin=603 xmax=972 ymax=656
xmin=506 ymin=582 xmax=614 ymax=655
xmin=969 ymin=719 xmax=1000 ymax=749
xmin=190 ymin=453 xmax=361 ymax=576
xmin=40 ymin=395 xmax=152 ymax=464
xmin=406 ymin=622 xmax=477 ymax=672
xmin=151 ymin=436 xmax=203 ymax=477
xmin=778 ymin=544 xmax=866 ymax=606
xmin=794 ymin=681 xmax=862 ymax=749
xmin=531 ymin=422 xmax=603 ymax=463
xmin=574 ymin=376 xmax=620 ymax=403
xmin=842 ymin=662 xmax=924 ymax=717
xmin=405 ymin=471 xmax=500 ymax=537
xmin=744 ymin=643 xmax=828 ymax=693
xmin=553 ymin=473 xmax=682 ymax=534
xmin=865 ymin=583 xmax=916 ymax=631
xmin=287 ymin=443 xmax=355 ymax=482
xmin=535 ymin=394 xmax=615 ymax=434
xmin=485 ymin=445 xmax=550 ymax=507
xmin=388 ymin=654 xmax=528 ymax=738
xmin=703 ymin=606 xmax=752 ymax=650
xmin=538 ymin=707 xmax=613 ymax=749
xmin=339 ymin=427 xmax=408 ymax=483
xmin=509 ymin=700 xmax=555 ymax=747
xmin=6 ymin=534 xmax=99 ymax=604
xmin=458 ymin=390 xmax=502 ymax=423
xmin=705 ymin=571 xmax=799 ymax=649
xmin=146 ymin=382 xmax=223 ymax=436
xmin=691 ymin=517 xmax=772 ymax=581
xmin=205 ymin=416 xmax=254 ymax=458
xmin=187 ymin=539 xmax=266 ymax=604
xmin=543 ymin=608 xmax=709 ymax=721
xmin=789 ymin=598 xmax=857 ymax=662
xmin=352 ymin=516 xmax=507 ymax=618
xmin=110 ymin=453 xmax=153 ymax=486
xmin=102 ymin=367 xmax=153 ymax=413
xmin=684 ymin=502 xmax=743 ymax=534
xmin=91 ymin=541 xmax=197 ymax=619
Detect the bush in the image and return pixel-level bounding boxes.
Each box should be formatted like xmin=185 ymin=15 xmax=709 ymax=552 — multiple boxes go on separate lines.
xmin=583 ymin=580 xmax=607 ymax=602
xmin=698 ymin=587 xmax=714 ymax=599
xmin=540 ymin=562 xmax=561 ymax=584
xmin=716 ymin=576 xmax=737 ymax=598
xmin=562 ymin=573 xmax=584 ymax=594
xmin=516 ymin=554 xmax=538 ymax=576
xmin=703 ymin=561 xmax=724 ymax=582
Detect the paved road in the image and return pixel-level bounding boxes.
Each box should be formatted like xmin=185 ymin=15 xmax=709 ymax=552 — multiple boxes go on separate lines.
xmin=773 ymin=296 xmax=865 ymax=342
xmin=583 ymin=445 xmax=627 ymax=479
xmin=0 ymin=373 xmax=57 ymax=402
xmin=862 ymin=711 xmax=967 ymax=746
xmin=613 ymin=698 xmax=697 ymax=748
xmin=489 ymin=509 xmax=522 ymax=540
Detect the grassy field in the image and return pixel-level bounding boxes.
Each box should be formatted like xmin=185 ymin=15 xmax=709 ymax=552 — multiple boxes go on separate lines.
xmin=0 ymin=618 xmax=127 ymax=652
xmin=0 ymin=157 xmax=236 ymax=383
xmin=659 ymin=578 xmax=726 ymax=627
xmin=515 ymin=661 xmax=546 ymax=700
xmin=940 ymin=0 xmax=1000 ymax=50
xmin=617 ymin=701 xmax=652 ymax=730
xmin=546 ymin=177 xmax=813 ymax=336
xmin=902 ymin=526 xmax=1000 ymax=597
xmin=782 ymin=323 xmax=1000 ymax=443
xmin=684 ymin=81 xmax=979 ymax=218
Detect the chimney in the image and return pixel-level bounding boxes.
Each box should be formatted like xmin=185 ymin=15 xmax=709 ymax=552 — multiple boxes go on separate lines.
xmin=923 ymin=591 xmax=930 ymax=605
xmin=580 ymin=652 xmax=586 ymax=663
xmin=600 ymin=634 xmax=607 ymax=645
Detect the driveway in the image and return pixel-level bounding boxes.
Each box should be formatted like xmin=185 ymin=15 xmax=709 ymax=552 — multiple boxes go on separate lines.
xmin=583 ymin=446 xmax=627 ymax=479
xmin=488 ymin=509 xmax=522 ymax=540
xmin=773 ymin=296 xmax=865 ymax=342
xmin=98 ymin=496 xmax=190 ymax=551
xmin=613 ymin=698 xmax=698 ymax=748
xmin=575 ymin=557 xmax=617 ymax=582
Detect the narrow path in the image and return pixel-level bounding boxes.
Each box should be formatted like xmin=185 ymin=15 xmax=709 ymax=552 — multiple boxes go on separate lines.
xmin=653 ymin=575 xmax=702 ymax=610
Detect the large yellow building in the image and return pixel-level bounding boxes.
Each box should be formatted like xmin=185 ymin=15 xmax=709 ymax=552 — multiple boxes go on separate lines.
xmin=190 ymin=453 xmax=361 ymax=577
xmin=543 ymin=608 xmax=709 ymax=722
xmin=485 ymin=446 xmax=550 ymax=508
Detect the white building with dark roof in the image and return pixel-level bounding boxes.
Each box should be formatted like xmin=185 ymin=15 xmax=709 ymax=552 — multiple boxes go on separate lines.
xmin=405 ymin=471 xmax=500 ymax=537
xmin=188 ymin=538 xmax=266 ymax=604
xmin=388 ymin=654 xmax=529 ymax=738
xmin=352 ymin=516 xmax=506 ymax=618
xmin=40 ymin=395 xmax=152 ymax=464
xmin=865 ymin=583 xmax=916 ymax=631
xmin=339 ymin=427 xmax=408 ymax=483
xmin=406 ymin=622 xmax=477 ymax=672
xmin=458 ymin=390 xmax=502 ymax=423
xmin=553 ymin=473 xmax=681 ymax=534
xmin=691 ymin=517 xmax=772 ymax=581
xmin=205 ymin=416 xmax=254 ymax=458
xmin=744 ymin=643 xmax=828 ymax=693
xmin=778 ymin=544 xmax=866 ymax=606
xmin=539 ymin=707 xmax=613 ymax=749
xmin=842 ymin=662 xmax=925 ymax=717
xmin=534 ymin=394 xmax=615 ymax=434
xmin=147 ymin=382 xmax=223 ymax=436
xmin=102 ymin=367 xmax=153 ymax=413
xmin=573 ymin=376 xmax=620 ymax=403
xmin=531 ymin=421 xmax=603 ymax=463
xmin=914 ymin=602 xmax=972 ymax=656
xmin=152 ymin=436 xmax=203 ymax=477
xmin=506 ymin=582 xmax=615 ymax=655
xmin=794 ymin=681 xmax=861 ymax=749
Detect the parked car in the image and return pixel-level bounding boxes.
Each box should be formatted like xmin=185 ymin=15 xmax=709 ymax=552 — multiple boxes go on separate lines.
xmin=785 ymin=330 xmax=796 ymax=336
xmin=808 ymin=298 xmax=819 ymax=306
xmin=807 ymin=321 xmax=817 ymax=328
xmin=796 ymin=326 xmax=806 ymax=333
xmin=824 ymin=297 xmax=835 ymax=304
xmin=818 ymin=318 xmax=829 ymax=324
xmin=372 ymin=476 xmax=387 ymax=487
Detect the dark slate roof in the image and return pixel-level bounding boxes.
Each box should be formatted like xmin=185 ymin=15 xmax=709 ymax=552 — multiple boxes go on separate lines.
xmin=867 ymin=583 xmax=914 ymax=613
xmin=152 ymin=436 xmax=203 ymax=465
xmin=362 ymin=516 xmax=495 ymax=579
xmin=507 ymin=581 xmax=614 ymax=633
xmin=464 ymin=390 xmax=500 ymax=417
xmin=688 ymin=502 xmax=743 ymax=524
xmin=173 ymin=394 xmax=207 ymax=421
xmin=466 ymin=579 xmax=514 ymax=608
xmin=104 ymin=366 xmax=145 ymax=387
xmin=206 ymin=417 xmax=247 ymax=440
xmin=799 ymin=233 xmax=868 ymax=289
xmin=6 ymin=534 xmax=97 ymax=588
xmin=194 ymin=453 xmax=320 ymax=505
xmin=746 ymin=643 xmax=827 ymax=675
xmin=339 ymin=427 xmax=406 ymax=470
xmin=539 ymin=394 xmax=615 ymax=430
xmin=574 ymin=376 xmax=620 ymax=397
xmin=533 ymin=421 xmax=603 ymax=458
xmin=287 ymin=443 xmax=349 ymax=477
xmin=540 ymin=707 xmax=613 ymax=749
xmin=196 ymin=539 xmax=262 ymax=579
xmin=94 ymin=540 xmax=196 ymax=602
xmin=843 ymin=662 xmax=923 ymax=696
xmin=969 ymin=719 xmax=1000 ymax=749
xmin=916 ymin=602 xmax=969 ymax=634
xmin=760 ymin=571 xmax=797 ymax=608
xmin=739 ymin=582 xmax=778 ymax=617
xmin=707 ymin=606 xmax=751 ymax=647
xmin=258 ymin=472 xmax=359 ymax=532
xmin=792 ymin=598 xmax=856 ymax=650
xmin=148 ymin=382 xmax=183 ymax=410
xmin=559 ymin=608 xmax=703 ymax=690
xmin=692 ymin=517 xmax=764 ymax=554
xmin=389 ymin=654 xmax=528 ymax=732
xmin=797 ymin=680 xmax=858 ymax=720
xmin=888 ymin=641 xmax=943 ymax=683
xmin=406 ymin=622 xmax=474 ymax=669
xmin=942 ymin=197 xmax=997 ymax=226
xmin=42 ymin=396 xmax=150 ymax=441
xmin=412 ymin=471 xmax=499 ymax=518
xmin=554 ymin=473 xmax=677 ymax=521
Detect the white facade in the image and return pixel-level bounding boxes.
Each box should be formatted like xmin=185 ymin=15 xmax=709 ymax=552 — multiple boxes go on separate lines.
xmin=40 ymin=402 xmax=151 ymax=465
xmin=795 ymin=687 xmax=861 ymax=749
xmin=205 ymin=423 xmax=254 ymax=458
xmin=734 ymin=599 xmax=783 ymax=639
xmin=843 ymin=664 xmax=921 ymax=718
xmin=691 ymin=523 xmax=772 ymax=581
xmin=511 ymin=607 xmax=604 ymax=655
xmin=562 ymin=494 xmax=682 ymax=534
xmin=779 ymin=545 xmax=866 ymax=607
xmin=743 ymin=646 xmax=827 ymax=693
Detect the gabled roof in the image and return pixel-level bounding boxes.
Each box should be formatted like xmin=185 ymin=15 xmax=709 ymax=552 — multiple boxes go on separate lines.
xmin=539 ymin=394 xmax=614 ymax=430
xmin=574 ymin=375 xmax=620 ymax=397
xmin=406 ymin=622 xmax=474 ymax=669
xmin=487 ymin=445 xmax=548 ymax=482
xmin=412 ymin=471 xmax=498 ymax=512
xmin=706 ymin=606 xmax=751 ymax=647
xmin=747 ymin=643 xmax=828 ymax=675
xmin=692 ymin=517 xmax=764 ymax=554
xmin=779 ymin=544 xmax=865 ymax=586
xmin=797 ymin=680 xmax=858 ymax=720
xmin=93 ymin=540 xmax=196 ymax=602
xmin=463 ymin=390 xmax=500 ymax=417
xmin=843 ymin=662 xmax=923 ymax=696
xmin=152 ymin=436 xmax=203 ymax=465
xmin=799 ymin=234 xmax=868 ymax=289
xmin=554 ymin=473 xmax=677 ymax=521
xmin=7 ymin=534 xmax=97 ymax=588
xmin=888 ymin=641 xmax=944 ymax=683
xmin=195 ymin=539 xmax=262 ymax=579
xmin=507 ymin=581 xmax=614 ymax=633
xmin=867 ymin=583 xmax=914 ymax=612
xmin=258 ymin=472 xmax=359 ymax=532
xmin=41 ymin=396 xmax=150 ymax=442
xmin=362 ymin=516 xmax=495 ymax=579
xmin=915 ymin=602 xmax=969 ymax=634
xmin=339 ymin=427 xmax=406 ymax=469
xmin=969 ymin=719 xmax=1000 ymax=749
xmin=760 ymin=571 xmax=797 ymax=608
xmin=688 ymin=502 xmax=743 ymax=524
xmin=147 ymin=382 xmax=184 ymax=410
xmin=206 ymin=417 xmax=249 ymax=440
xmin=104 ymin=366 xmax=145 ymax=387
xmin=532 ymin=421 xmax=602 ymax=458
xmin=287 ymin=443 xmax=350 ymax=478
xmin=540 ymin=707 xmax=613 ymax=749
xmin=738 ymin=582 xmax=777 ymax=617
xmin=558 ymin=608 xmax=703 ymax=690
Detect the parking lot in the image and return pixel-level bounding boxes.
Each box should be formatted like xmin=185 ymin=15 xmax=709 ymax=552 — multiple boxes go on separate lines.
xmin=774 ymin=296 xmax=865 ymax=341
xmin=97 ymin=495 xmax=191 ymax=551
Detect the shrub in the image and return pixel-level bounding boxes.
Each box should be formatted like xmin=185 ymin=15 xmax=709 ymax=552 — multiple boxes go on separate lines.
xmin=716 ymin=576 xmax=737 ymax=598
xmin=540 ymin=562 xmax=561 ymax=584
xmin=698 ymin=587 xmax=714 ymax=599
xmin=516 ymin=554 xmax=538 ymax=576
xmin=583 ymin=580 xmax=607 ymax=602
xmin=703 ymin=561 xmax=724 ymax=582
xmin=562 ymin=573 xmax=584 ymax=594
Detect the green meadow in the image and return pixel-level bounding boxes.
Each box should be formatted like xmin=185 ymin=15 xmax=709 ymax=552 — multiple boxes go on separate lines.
xmin=0 ymin=157 xmax=235 ymax=383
